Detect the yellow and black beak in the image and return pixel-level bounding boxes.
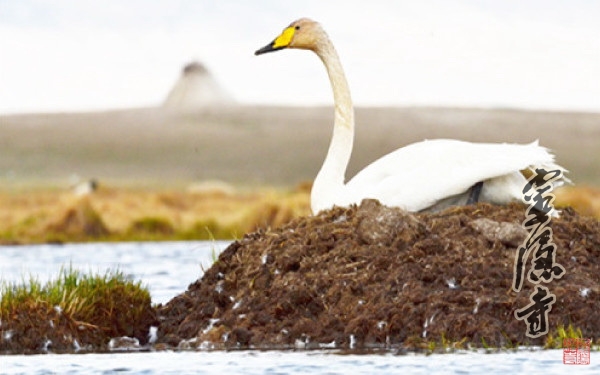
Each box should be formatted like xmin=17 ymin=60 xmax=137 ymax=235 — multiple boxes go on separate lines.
xmin=254 ymin=41 xmax=281 ymax=55
xmin=254 ymin=26 xmax=296 ymax=56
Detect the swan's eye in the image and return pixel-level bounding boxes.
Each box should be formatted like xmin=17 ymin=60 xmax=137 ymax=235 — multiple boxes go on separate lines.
xmin=295 ymin=26 xmax=300 ymax=30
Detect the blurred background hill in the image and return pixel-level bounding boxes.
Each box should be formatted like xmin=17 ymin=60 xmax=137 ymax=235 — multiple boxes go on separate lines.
xmin=1 ymin=103 xmax=599 ymax=189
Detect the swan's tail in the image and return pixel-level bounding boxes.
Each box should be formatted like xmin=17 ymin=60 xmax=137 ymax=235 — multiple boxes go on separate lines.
xmin=520 ymin=141 xmax=571 ymax=217
xmin=525 ymin=140 xmax=572 ymax=187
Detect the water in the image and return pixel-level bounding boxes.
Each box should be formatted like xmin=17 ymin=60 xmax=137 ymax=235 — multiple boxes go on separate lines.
xmin=1 ymin=348 xmax=599 ymax=374
xmin=0 ymin=241 xmax=229 ymax=304
xmin=1 ymin=242 xmax=598 ymax=374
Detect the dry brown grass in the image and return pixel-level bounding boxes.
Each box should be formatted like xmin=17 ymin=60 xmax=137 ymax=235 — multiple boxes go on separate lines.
xmin=0 ymin=183 xmax=597 ymax=244
xmin=0 ymin=184 xmax=311 ymax=244
xmin=555 ymin=185 xmax=600 ymax=218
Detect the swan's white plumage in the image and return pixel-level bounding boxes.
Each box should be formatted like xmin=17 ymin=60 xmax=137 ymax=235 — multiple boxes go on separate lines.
xmin=256 ymin=18 xmax=569 ymax=214
xmin=344 ymin=139 xmax=565 ymax=212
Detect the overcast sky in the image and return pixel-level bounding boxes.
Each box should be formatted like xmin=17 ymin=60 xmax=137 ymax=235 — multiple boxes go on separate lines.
xmin=1 ymin=0 xmax=599 ymax=114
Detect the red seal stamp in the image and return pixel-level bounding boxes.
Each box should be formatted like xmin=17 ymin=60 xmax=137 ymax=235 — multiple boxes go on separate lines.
xmin=563 ymin=338 xmax=591 ymax=365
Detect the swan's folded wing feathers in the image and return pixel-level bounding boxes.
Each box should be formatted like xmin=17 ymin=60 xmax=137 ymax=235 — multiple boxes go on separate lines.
xmin=346 ymin=139 xmax=566 ymax=211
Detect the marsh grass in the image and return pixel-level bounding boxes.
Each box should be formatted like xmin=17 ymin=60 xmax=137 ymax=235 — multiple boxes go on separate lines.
xmin=555 ymin=186 xmax=600 ymax=218
xmin=544 ymin=324 xmax=586 ymax=349
xmin=0 ymin=184 xmax=596 ymax=244
xmin=404 ymin=323 xmax=597 ymax=353
xmin=420 ymin=326 xmax=594 ymax=354
xmin=0 ymin=185 xmax=311 ymax=244
xmin=187 ymin=218 xmax=240 ymax=240
xmin=0 ymin=265 xmax=149 ymax=323
xmin=0 ymin=266 xmax=155 ymax=352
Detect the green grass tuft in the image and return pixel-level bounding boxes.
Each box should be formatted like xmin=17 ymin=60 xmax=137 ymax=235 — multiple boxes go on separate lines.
xmin=1 ymin=265 xmax=150 ymax=325
xmin=1 ymin=265 xmax=155 ymax=352
xmin=129 ymin=217 xmax=175 ymax=234
xmin=185 ymin=219 xmax=240 ymax=240
xmin=545 ymin=324 xmax=584 ymax=349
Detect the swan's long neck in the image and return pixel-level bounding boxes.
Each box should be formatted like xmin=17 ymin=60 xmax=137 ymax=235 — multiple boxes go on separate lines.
xmin=311 ymin=37 xmax=355 ymax=213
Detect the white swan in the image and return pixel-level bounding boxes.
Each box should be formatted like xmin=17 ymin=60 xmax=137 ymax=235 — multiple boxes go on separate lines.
xmin=255 ymin=18 xmax=569 ymax=214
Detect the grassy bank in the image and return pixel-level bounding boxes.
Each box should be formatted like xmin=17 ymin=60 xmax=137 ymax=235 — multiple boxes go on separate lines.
xmin=0 ymin=183 xmax=598 ymax=244
xmin=0 ymin=266 xmax=155 ymax=353
xmin=0 ymin=184 xmax=311 ymax=244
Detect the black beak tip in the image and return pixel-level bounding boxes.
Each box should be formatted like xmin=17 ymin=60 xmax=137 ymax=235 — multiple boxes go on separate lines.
xmin=254 ymin=42 xmax=282 ymax=56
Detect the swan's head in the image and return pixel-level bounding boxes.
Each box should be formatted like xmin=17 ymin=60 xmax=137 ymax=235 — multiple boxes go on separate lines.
xmin=255 ymin=18 xmax=324 ymax=55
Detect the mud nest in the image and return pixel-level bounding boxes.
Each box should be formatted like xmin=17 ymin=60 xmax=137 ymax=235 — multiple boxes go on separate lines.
xmin=157 ymin=200 xmax=600 ymax=350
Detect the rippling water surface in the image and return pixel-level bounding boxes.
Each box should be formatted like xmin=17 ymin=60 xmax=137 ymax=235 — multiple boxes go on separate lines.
xmin=1 ymin=242 xmax=598 ymax=374
xmin=0 ymin=241 xmax=229 ymax=304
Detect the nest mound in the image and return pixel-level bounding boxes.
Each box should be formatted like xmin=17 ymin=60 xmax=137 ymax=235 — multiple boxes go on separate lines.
xmin=156 ymin=200 xmax=600 ymax=349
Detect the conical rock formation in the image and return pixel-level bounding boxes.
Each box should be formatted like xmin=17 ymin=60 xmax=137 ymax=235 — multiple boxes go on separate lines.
xmin=163 ymin=61 xmax=234 ymax=110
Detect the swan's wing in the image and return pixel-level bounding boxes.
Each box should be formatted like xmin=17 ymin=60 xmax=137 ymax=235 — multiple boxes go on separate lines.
xmin=346 ymin=139 xmax=567 ymax=211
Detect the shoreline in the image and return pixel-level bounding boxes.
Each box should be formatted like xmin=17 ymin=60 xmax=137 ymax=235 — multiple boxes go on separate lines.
xmin=0 ymin=184 xmax=598 ymax=245
xmin=1 ymin=200 xmax=598 ymax=354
